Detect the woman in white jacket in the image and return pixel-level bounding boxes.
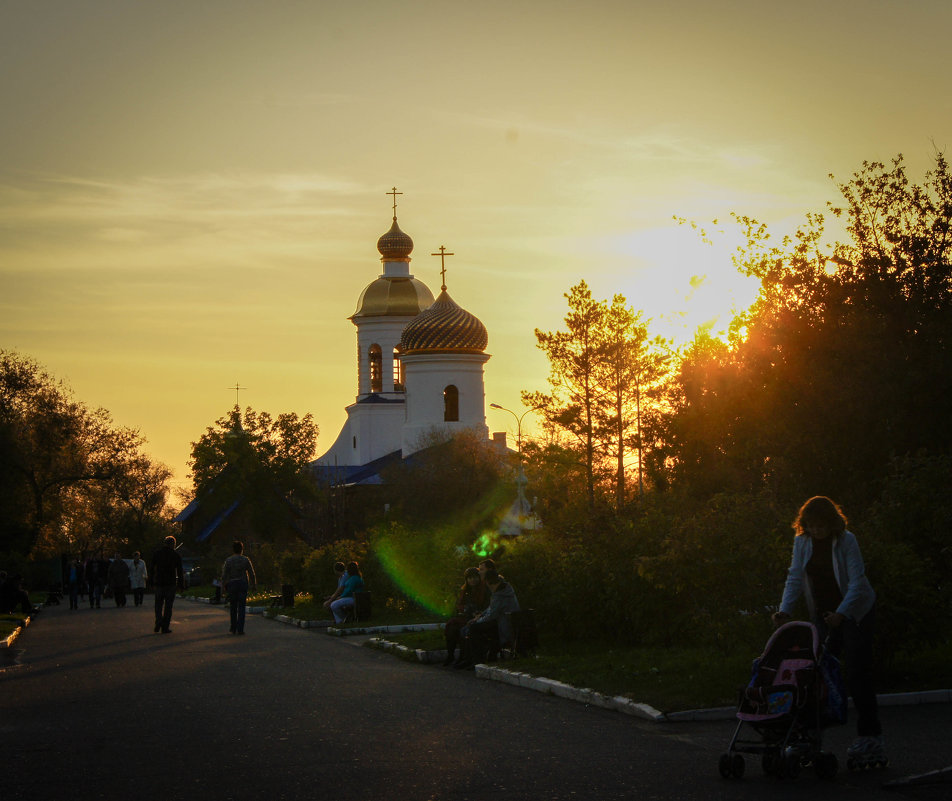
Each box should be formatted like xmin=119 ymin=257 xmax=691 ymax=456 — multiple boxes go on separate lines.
xmin=129 ymin=551 xmax=149 ymax=607
xmin=772 ymin=496 xmax=885 ymax=766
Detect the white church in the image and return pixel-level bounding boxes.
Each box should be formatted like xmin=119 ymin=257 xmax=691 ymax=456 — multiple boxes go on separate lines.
xmin=312 ymin=195 xmax=493 ymax=485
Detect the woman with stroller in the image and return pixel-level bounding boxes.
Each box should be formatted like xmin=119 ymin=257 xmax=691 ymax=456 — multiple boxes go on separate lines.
xmin=772 ymin=495 xmax=886 ymax=767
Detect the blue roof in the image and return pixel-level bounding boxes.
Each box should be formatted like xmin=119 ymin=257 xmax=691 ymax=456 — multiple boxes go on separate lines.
xmin=194 ymin=499 xmax=241 ymax=543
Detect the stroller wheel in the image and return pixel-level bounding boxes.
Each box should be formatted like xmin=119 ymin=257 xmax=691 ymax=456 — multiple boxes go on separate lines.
xmin=814 ymin=752 xmax=838 ymax=780
xmin=718 ymin=753 xmax=732 ymax=778
xmin=731 ymin=753 xmax=745 ymax=779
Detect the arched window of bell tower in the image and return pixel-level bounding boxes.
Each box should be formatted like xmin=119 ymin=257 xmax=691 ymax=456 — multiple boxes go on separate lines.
xmin=443 ymin=384 xmax=459 ymax=422
xmin=392 ymin=346 xmax=404 ymax=392
xmin=369 ymin=344 xmax=382 ymax=393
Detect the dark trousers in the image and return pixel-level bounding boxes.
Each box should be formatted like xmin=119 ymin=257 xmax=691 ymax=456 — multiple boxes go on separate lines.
xmin=68 ymin=581 xmax=80 ymax=609
xmin=818 ymin=609 xmax=881 ymax=737
xmin=133 ymin=588 xmax=145 ymax=606
xmin=226 ymin=579 xmax=249 ymax=633
xmin=464 ymin=619 xmax=500 ymax=664
xmin=154 ymin=585 xmax=177 ymax=631
xmin=444 ymin=616 xmax=467 ymax=657
xmin=113 ymin=588 xmax=127 ymax=607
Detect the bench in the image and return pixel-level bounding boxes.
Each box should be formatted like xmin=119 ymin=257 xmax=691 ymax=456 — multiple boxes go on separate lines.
xmin=486 ymin=608 xmax=539 ymax=661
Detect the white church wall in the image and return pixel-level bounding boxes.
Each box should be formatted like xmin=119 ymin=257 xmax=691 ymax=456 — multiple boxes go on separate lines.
xmin=401 ymin=352 xmax=490 ymax=455
xmin=314 ymin=400 xmax=405 ymax=467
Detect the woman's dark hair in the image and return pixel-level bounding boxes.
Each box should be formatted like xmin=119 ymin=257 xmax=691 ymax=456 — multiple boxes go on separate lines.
xmin=232 ymin=540 xmax=244 ymax=554
xmin=345 ymin=561 xmax=361 ymax=576
xmin=333 ymin=561 xmax=345 ymax=573
xmin=464 ymin=567 xmax=480 ymax=580
xmin=793 ymin=496 xmax=848 ymax=537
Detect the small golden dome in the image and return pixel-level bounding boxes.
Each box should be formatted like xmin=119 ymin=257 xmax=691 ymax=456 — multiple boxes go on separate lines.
xmin=400 ymin=290 xmax=488 ymax=354
xmin=377 ymin=219 xmax=414 ymax=261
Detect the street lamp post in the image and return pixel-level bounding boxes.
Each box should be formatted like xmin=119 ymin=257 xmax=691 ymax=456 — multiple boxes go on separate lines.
xmin=489 ymin=402 xmax=538 ymax=454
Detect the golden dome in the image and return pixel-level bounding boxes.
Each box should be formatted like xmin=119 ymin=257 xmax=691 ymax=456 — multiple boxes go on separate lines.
xmin=377 ymin=219 xmax=414 ymax=261
xmin=400 ymin=290 xmax=488 ymax=354
xmin=352 ymin=276 xmax=434 ymax=319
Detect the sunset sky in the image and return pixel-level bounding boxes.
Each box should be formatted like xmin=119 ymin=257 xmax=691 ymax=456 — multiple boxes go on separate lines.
xmin=2 ymin=1 xmax=950 ymax=495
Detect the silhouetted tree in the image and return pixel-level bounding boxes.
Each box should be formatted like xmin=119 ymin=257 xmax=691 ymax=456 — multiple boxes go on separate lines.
xmin=0 ymin=350 xmax=155 ymax=557
xmin=525 ymin=282 xmax=670 ymax=511
xmin=187 ymin=405 xmax=319 ymax=540
xmin=524 ymin=281 xmax=607 ymax=510
xmin=594 ymin=294 xmax=671 ymax=507
xmin=658 ymin=152 xmax=952 ymax=509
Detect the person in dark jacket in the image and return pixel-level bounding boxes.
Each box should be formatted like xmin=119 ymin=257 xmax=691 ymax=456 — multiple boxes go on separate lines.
xmin=456 ymin=568 xmax=519 ymax=670
xmin=150 ymin=536 xmax=184 ymax=633
xmin=107 ymin=553 xmax=131 ymax=607
xmin=0 ymin=572 xmax=35 ymax=615
xmin=443 ymin=567 xmax=490 ymax=666
xmin=66 ymin=558 xmax=83 ymax=610
xmin=85 ymin=555 xmax=107 ymax=609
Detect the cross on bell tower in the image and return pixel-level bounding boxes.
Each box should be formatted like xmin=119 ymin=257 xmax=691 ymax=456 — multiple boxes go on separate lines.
xmin=387 ymin=186 xmax=402 ymax=221
xmin=431 ymin=245 xmax=454 ymax=291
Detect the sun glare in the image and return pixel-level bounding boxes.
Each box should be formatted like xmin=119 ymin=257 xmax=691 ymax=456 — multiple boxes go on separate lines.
xmin=596 ymin=223 xmax=760 ymax=346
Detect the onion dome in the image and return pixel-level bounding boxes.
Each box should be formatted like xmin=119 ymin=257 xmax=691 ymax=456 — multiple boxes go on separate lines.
xmin=376 ymin=219 xmax=414 ymax=261
xmin=352 ymin=276 xmax=434 ymax=319
xmin=400 ymin=289 xmax=488 ymax=354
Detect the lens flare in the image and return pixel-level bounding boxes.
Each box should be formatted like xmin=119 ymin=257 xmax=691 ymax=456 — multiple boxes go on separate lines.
xmin=373 ymin=482 xmax=518 ymax=614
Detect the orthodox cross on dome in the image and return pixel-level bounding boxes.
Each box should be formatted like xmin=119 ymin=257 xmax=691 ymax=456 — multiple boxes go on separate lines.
xmin=387 ymin=186 xmax=402 ymax=221
xmin=431 ymin=245 xmax=454 ymax=291
xmin=227 ymin=381 xmax=247 ymax=407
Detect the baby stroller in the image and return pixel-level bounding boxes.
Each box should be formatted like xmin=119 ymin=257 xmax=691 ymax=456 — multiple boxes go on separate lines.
xmin=718 ymin=620 xmax=846 ymax=780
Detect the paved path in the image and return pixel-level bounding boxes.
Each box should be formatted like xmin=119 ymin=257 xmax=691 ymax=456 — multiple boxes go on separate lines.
xmin=2 ymin=600 xmax=950 ymax=801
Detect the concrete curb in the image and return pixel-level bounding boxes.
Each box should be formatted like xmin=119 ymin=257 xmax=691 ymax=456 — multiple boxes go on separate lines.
xmin=326 ymin=622 xmax=443 ymax=637
xmin=363 ymin=635 xmax=664 ymax=721
xmin=366 ymin=636 xmax=446 ymax=664
xmin=476 ymin=663 xmax=667 ymax=722
xmin=1 ymin=612 xmax=34 ymax=648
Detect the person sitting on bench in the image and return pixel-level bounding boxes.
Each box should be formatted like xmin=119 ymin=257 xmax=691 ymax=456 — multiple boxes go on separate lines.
xmin=324 ymin=561 xmax=365 ymax=624
xmin=0 ymin=571 xmax=35 ymax=615
xmin=443 ymin=567 xmax=490 ymax=666
xmin=456 ymin=568 xmax=519 ymax=669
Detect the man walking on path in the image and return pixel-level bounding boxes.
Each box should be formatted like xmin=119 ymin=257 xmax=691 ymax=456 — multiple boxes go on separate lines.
xmin=221 ymin=540 xmax=256 ymax=635
xmin=150 ymin=535 xmax=184 ymax=633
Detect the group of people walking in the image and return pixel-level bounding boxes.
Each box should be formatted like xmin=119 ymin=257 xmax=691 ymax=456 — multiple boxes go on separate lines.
xmin=61 ymin=537 xmax=186 ymax=635
xmin=57 ymin=536 xmax=259 ymax=637
xmin=65 ymin=552 xmax=149 ymax=610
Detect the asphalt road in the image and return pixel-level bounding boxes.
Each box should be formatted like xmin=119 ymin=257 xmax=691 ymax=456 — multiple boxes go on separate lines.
xmin=2 ymin=599 xmax=950 ymax=801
